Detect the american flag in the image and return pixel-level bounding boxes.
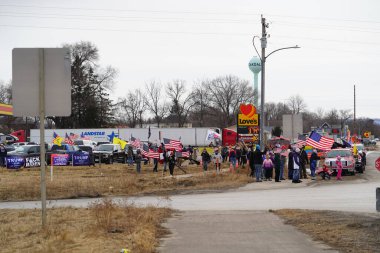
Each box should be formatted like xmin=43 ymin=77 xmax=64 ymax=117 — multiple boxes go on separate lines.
xmin=69 ymin=132 xmax=79 ymax=139
xmin=141 ymin=144 xmax=160 ymax=159
xmin=296 ymin=134 xmax=307 ymax=147
xmin=65 ymin=133 xmax=74 ymax=145
xmin=129 ymin=136 xmax=141 ymax=148
xmin=163 ymin=138 xmax=183 ymax=151
xmin=176 ymin=151 xmax=190 ymax=158
xmin=306 ymin=131 xmax=334 ymax=151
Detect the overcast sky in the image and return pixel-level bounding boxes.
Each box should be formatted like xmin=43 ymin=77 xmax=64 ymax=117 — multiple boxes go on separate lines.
xmin=0 ymin=0 xmax=379 ymax=118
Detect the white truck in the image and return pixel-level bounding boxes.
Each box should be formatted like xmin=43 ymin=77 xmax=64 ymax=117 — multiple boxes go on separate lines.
xmin=30 ymin=127 xmax=221 ymax=147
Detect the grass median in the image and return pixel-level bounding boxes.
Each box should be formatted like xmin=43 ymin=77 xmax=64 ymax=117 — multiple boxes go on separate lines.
xmin=0 ymin=162 xmax=254 ymax=201
xmin=0 ymin=199 xmax=172 ymax=253
xmin=274 ymin=209 xmax=380 ymax=253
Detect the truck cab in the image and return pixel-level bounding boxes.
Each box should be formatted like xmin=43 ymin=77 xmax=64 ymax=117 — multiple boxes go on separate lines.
xmin=93 ymin=144 xmax=126 ymax=164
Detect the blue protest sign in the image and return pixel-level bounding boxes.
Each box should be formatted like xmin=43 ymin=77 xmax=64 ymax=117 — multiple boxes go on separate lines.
xmin=52 ymin=154 xmax=69 ymax=166
xmin=73 ymin=154 xmax=90 ymax=166
xmin=6 ymin=156 xmax=25 ymax=169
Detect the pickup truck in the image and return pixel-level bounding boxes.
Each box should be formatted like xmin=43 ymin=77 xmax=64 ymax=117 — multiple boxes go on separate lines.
xmin=46 ymin=144 xmax=85 ymax=165
xmin=93 ymin=144 xmax=126 ymax=164
xmin=324 ymin=148 xmax=356 ymax=175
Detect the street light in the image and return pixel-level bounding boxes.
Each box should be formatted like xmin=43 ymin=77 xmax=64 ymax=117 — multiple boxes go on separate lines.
xmin=252 ymin=17 xmax=300 ymax=148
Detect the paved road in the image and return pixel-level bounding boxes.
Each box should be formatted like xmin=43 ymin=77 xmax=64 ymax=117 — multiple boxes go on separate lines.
xmin=1 ymin=151 xmax=378 ymax=253
xmin=158 ymin=211 xmax=338 ymax=253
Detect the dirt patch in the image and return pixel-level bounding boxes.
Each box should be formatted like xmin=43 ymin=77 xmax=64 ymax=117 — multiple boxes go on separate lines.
xmin=0 ymin=199 xmax=172 ymax=253
xmin=273 ymin=209 xmax=380 ymax=253
xmin=0 ymin=163 xmax=254 ymax=201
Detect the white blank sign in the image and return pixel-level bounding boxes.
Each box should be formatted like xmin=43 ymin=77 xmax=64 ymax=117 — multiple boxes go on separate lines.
xmin=12 ymin=48 xmax=71 ymax=116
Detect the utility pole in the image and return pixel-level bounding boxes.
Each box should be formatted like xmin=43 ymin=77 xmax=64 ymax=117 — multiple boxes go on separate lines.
xmin=354 ymin=85 xmax=356 ymax=134
xmin=260 ymin=15 xmax=267 ymax=149
xmin=254 ymin=15 xmax=299 ymax=148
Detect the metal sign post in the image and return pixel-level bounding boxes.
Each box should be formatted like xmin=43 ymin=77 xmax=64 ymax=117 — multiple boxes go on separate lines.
xmin=39 ymin=49 xmax=47 ymax=226
xmin=12 ymin=48 xmax=71 ymax=227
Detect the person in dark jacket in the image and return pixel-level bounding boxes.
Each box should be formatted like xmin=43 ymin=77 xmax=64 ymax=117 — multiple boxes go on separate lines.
xmin=201 ymin=148 xmax=211 ymax=172
xmin=252 ymin=145 xmax=266 ymax=182
xmin=288 ymin=146 xmax=294 ymax=180
xmin=274 ymin=151 xmax=281 ymax=182
xmin=168 ymin=151 xmax=176 ymax=176
xmin=240 ymin=148 xmax=248 ymax=168
xmin=309 ymin=149 xmax=320 ymax=180
xmin=221 ymin=146 xmax=228 ymax=163
xmin=235 ymin=147 xmax=242 ymax=166
xmin=0 ymin=144 xmax=7 ymax=167
xmin=300 ymin=147 xmax=309 ymax=179
xmin=248 ymin=146 xmax=255 ymax=177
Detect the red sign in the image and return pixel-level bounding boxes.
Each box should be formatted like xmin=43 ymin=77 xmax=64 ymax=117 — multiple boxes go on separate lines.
xmin=376 ymin=157 xmax=380 ymax=172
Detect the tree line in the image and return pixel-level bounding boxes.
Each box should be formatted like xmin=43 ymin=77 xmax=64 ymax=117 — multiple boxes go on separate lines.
xmin=0 ymin=41 xmax=378 ymax=138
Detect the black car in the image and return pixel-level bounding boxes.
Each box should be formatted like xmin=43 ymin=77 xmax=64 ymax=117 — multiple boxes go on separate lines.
xmin=93 ymin=144 xmax=126 ymax=164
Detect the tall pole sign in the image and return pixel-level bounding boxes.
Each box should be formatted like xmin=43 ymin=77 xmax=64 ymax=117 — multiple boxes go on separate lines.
xmin=237 ymin=104 xmax=260 ymax=144
xmin=12 ymin=48 xmax=71 ymax=227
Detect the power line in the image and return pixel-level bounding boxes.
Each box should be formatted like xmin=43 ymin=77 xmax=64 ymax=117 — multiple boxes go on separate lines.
xmin=271 ymin=20 xmax=380 ymax=34
xmin=0 ymin=3 xmax=261 ymax=17
xmin=1 ymin=23 xmax=380 ymax=47
xmin=0 ymin=12 xmax=255 ymax=23
xmin=0 ymin=11 xmax=259 ymax=23
xmin=1 ymin=3 xmax=380 ymax=25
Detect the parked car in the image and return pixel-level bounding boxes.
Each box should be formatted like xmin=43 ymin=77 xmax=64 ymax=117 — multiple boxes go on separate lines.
xmin=324 ymin=149 xmax=356 ymax=175
xmin=4 ymin=145 xmax=16 ymax=152
xmin=7 ymin=145 xmax=40 ymax=157
xmin=93 ymin=144 xmax=126 ymax=164
xmin=12 ymin=142 xmax=29 ymax=147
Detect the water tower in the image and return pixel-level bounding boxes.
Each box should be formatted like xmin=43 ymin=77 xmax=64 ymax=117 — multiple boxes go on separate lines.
xmin=248 ymin=56 xmax=262 ymax=107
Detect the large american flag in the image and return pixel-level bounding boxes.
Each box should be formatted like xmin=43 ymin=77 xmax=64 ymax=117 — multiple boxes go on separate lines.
xmin=141 ymin=144 xmax=160 ymax=159
xmin=163 ymin=138 xmax=183 ymax=151
xmin=129 ymin=136 xmax=141 ymax=148
xmin=306 ymin=131 xmax=334 ymax=151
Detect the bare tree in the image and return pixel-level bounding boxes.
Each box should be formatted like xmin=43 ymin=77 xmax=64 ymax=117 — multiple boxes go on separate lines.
xmin=166 ymin=80 xmax=195 ymax=127
xmin=339 ymin=109 xmax=352 ymax=132
xmin=324 ymin=109 xmax=339 ymax=124
xmin=0 ymin=80 xmax=12 ymax=104
xmin=190 ymin=81 xmax=211 ymax=127
xmin=118 ymin=89 xmax=145 ymax=128
xmin=205 ymin=75 xmax=254 ymax=127
xmin=144 ymin=81 xmax=168 ymax=127
xmin=287 ymin=95 xmax=307 ymax=114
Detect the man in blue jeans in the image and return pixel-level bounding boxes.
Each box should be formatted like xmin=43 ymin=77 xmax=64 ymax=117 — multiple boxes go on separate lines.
xmin=252 ymin=145 xmax=265 ymax=182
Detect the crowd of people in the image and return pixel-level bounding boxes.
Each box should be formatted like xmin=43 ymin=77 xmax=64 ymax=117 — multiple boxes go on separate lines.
xmin=130 ymin=140 xmax=361 ymax=183
xmin=198 ymin=142 xmax=344 ymax=183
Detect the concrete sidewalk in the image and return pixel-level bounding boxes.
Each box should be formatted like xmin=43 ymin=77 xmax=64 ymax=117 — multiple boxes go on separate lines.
xmin=158 ymin=210 xmax=338 ymax=253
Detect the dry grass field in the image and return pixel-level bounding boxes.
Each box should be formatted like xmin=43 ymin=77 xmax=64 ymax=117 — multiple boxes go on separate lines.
xmin=274 ymin=209 xmax=380 ymax=253
xmin=0 ymin=199 xmax=172 ymax=253
xmin=0 ymin=162 xmax=254 ymax=201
